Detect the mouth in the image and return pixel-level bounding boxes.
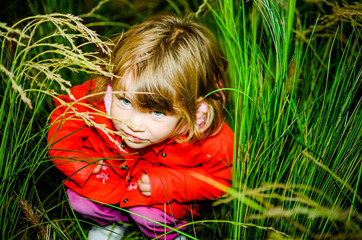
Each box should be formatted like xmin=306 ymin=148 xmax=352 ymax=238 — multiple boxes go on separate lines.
xmin=122 ymin=131 xmax=144 ymax=143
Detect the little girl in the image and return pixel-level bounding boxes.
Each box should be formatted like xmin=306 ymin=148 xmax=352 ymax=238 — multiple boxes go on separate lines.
xmin=48 ymin=13 xmax=233 ymax=240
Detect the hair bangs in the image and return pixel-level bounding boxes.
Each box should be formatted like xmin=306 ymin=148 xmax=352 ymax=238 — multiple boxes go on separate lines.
xmin=138 ymin=62 xmax=181 ymax=114
xmin=115 ymin=61 xmax=180 ymax=115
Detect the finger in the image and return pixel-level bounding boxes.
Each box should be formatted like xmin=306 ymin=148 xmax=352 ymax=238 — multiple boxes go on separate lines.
xmin=140 ymin=174 xmax=150 ymax=183
xmin=92 ymin=164 xmax=102 ymax=174
xmin=141 ymin=191 xmax=151 ymax=197
xmin=138 ymin=182 xmax=151 ymax=192
xmin=137 ymin=178 xmax=151 ymax=192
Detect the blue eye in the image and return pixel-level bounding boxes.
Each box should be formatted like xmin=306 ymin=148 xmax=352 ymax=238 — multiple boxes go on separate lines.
xmin=120 ymin=97 xmax=132 ymax=107
xmin=152 ymin=111 xmax=165 ymax=117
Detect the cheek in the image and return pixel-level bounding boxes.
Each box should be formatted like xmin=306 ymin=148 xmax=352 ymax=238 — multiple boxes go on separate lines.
xmin=151 ymin=128 xmax=174 ymax=141
xmin=110 ymin=103 xmax=123 ymax=118
xmin=110 ymin=106 xmax=127 ymax=127
xmin=151 ymin=118 xmax=179 ymax=139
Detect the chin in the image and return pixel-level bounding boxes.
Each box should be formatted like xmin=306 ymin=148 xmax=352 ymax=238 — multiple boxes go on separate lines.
xmin=124 ymin=140 xmax=150 ymax=149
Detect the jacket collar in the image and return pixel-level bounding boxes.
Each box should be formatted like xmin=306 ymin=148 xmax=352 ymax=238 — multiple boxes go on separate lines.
xmin=139 ymin=138 xmax=175 ymax=156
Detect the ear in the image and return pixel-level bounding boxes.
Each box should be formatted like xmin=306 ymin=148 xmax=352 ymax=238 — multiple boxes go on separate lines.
xmin=196 ymin=98 xmax=209 ymax=129
xmin=104 ymin=84 xmax=113 ymax=115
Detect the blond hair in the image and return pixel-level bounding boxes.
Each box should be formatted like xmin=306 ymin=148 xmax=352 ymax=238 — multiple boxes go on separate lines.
xmin=89 ymin=13 xmax=229 ymax=143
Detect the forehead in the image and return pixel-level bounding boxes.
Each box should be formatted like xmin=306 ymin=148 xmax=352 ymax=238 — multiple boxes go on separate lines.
xmin=112 ymin=71 xmax=179 ymax=113
xmin=112 ymin=71 xmax=133 ymax=91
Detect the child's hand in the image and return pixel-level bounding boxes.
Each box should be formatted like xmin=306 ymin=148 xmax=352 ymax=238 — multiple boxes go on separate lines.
xmin=92 ymin=160 xmax=104 ymax=174
xmin=138 ymin=174 xmax=151 ymax=197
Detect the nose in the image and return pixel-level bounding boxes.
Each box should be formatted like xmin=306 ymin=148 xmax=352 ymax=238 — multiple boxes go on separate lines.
xmin=127 ymin=111 xmax=146 ymax=132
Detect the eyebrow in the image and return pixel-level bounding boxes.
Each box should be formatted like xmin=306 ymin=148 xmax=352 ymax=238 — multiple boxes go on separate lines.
xmin=114 ymin=92 xmax=135 ymax=103
xmin=114 ymin=84 xmax=173 ymax=111
xmin=114 ymin=87 xmax=154 ymax=95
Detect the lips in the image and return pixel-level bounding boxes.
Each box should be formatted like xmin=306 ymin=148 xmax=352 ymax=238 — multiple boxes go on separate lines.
xmin=123 ymin=131 xmax=144 ymax=143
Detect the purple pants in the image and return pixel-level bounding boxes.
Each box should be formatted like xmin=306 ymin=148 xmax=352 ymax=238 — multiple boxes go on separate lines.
xmin=66 ymin=189 xmax=187 ymax=240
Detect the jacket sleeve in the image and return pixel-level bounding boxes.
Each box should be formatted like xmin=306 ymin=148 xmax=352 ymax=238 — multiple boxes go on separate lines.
xmin=145 ymin=143 xmax=233 ymax=204
xmin=48 ymin=86 xmax=103 ymax=187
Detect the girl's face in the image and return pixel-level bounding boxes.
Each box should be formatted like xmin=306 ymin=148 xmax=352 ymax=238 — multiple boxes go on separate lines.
xmin=110 ymin=90 xmax=181 ymax=150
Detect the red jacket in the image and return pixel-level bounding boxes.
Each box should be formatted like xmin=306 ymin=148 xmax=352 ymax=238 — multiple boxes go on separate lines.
xmin=48 ymin=80 xmax=234 ymax=219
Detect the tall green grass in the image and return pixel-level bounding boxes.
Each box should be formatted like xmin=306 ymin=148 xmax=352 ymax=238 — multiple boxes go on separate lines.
xmin=205 ymin=0 xmax=361 ymax=239
xmin=0 ymin=13 xmax=112 ymax=239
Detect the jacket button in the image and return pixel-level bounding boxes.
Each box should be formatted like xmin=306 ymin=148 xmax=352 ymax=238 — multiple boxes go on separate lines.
xmin=157 ymin=163 xmax=161 ymax=167
xmin=121 ymin=165 xmax=129 ymax=170
xmin=123 ymin=198 xmax=128 ymax=203
xmin=128 ymin=176 xmax=132 ymax=182
xmin=161 ymin=152 xmax=167 ymax=157
xmin=120 ymin=142 xmax=126 ymax=149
